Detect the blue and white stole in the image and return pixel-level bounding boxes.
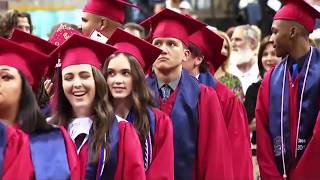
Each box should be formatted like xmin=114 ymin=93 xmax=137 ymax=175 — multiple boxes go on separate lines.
xmin=0 ymin=122 xmax=6 ymax=177
xmin=30 ymin=127 xmax=71 ymax=180
xmin=198 ymin=70 xmax=217 ymax=88
xmin=126 ymin=107 xmax=155 ymax=170
xmin=147 ymin=70 xmax=200 ymax=180
xmin=269 ymin=47 xmax=320 ymax=175
xmin=86 ymin=118 xmax=119 ymax=180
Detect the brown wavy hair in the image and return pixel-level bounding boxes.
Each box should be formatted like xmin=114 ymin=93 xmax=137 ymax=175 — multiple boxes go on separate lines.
xmin=51 ymin=66 xmax=113 ymax=163
xmin=0 ymin=9 xmax=33 ymax=38
xmin=103 ymin=53 xmax=155 ymax=146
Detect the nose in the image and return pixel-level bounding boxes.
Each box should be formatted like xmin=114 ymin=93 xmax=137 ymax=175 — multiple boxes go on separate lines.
xmin=114 ymin=74 xmax=123 ymax=84
xmin=73 ymin=77 xmax=83 ymax=88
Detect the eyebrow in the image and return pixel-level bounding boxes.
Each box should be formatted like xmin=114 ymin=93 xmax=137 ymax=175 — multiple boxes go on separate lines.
xmin=0 ymin=68 xmax=11 ymax=71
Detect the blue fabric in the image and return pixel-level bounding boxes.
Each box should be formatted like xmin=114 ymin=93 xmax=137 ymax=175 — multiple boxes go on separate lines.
xmin=0 ymin=122 xmax=6 ymax=177
xmin=126 ymin=107 xmax=156 ymax=170
xmin=30 ymin=128 xmax=70 ymax=180
xmin=269 ymin=48 xmax=320 ymax=174
xmin=100 ymin=118 xmax=119 ymax=180
xmin=147 ymin=70 xmax=200 ymax=180
xmin=198 ymin=71 xmax=217 ymax=88
xmin=291 ymin=64 xmax=298 ymax=81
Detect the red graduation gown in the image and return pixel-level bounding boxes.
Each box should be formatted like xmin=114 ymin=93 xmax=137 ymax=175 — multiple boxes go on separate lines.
xmin=77 ymin=121 xmax=146 ymax=180
xmin=256 ymin=67 xmax=320 ymax=179
xmin=215 ymin=81 xmax=253 ymax=180
xmin=2 ymin=126 xmax=80 ymax=180
xmin=145 ymin=108 xmax=174 ymax=180
xmin=160 ymin=84 xmax=233 ymax=179
xmin=2 ymin=126 xmax=34 ymax=180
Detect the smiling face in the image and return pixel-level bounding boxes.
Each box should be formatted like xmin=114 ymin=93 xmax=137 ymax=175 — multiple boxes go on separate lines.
xmin=62 ymin=64 xmax=96 ymax=117
xmin=106 ymin=54 xmax=133 ymax=101
xmin=0 ymin=65 xmax=22 ymax=119
xmin=261 ymin=43 xmax=282 ymax=71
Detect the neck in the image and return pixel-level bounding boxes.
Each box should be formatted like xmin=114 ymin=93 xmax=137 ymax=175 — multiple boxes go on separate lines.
xmin=290 ymin=40 xmax=311 ymax=62
xmin=237 ymin=59 xmax=255 ymax=73
xmin=73 ymin=107 xmax=92 ymax=118
xmin=113 ymin=99 xmax=132 ymax=119
xmin=155 ymin=65 xmax=182 ymax=84
xmin=190 ymin=67 xmax=200 ymax=77
xmin=0 ymin=105 xmax=18 ymax=126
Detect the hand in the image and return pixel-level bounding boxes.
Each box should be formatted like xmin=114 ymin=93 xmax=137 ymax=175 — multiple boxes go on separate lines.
xmin=249 ymin=118 xmax=256 ymax=132
xmin=44 ymin=79 xmax=53 ymax=96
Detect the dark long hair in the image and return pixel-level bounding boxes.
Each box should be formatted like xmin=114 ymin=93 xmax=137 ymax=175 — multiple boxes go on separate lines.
xmin=16 ymin=71 xmax=51 ymax=133
xmin=257 ymin=36 xmax=272 ymax=78
xmin=103 ymin=53 xmax=155 ymax=146
xmin=51 ymin=66 xmax=113 ymax=163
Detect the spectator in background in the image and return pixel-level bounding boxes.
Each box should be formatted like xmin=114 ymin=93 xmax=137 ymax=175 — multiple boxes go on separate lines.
xmin=244 ymin=36 xmax=281 ymax=180
xmin=0 ymin=9 xmax=32 ymax=38
xmin=123 ymin=22 xmax=145 ymax=38
xmin=229 ymin=25 xmax=260 ymax=94
xmin=215 ymin=30 xmax=244 ymax=101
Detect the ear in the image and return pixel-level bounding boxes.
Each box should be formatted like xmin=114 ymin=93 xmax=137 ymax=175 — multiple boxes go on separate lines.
xmin=249 ymin=38 xmax=258 ymax=50
xmin=194 ymin=56 xmax=204 ymax=66
xmin=99 ymin=17 xmax=108 ymax=31
xmin=289 ymin=26 xmax=297 ymax=39
xmin=182 ymin=49 xmax=191 ymax=62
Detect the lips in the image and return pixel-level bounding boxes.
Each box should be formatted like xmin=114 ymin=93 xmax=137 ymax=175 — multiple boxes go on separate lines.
xmin=73 ymin=91 xmax=86 ymax=97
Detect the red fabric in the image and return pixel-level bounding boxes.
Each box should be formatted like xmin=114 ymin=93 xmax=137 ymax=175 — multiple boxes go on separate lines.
xmin=83 ymin=0 xmax=139 ymax=23
xmin=146 ymin=108 xmax=174 ymax=180
xmin=140 ymin=9 xmax=206 ymax=45
xmin=77 ymin=122 xmax=145 ymax=180
xmin=107 ymin=28 xmax=162 ymax=73
xmin=2 ymin=126 xmax=34 ymax=180
xmin=256 ymin=70 xmax=284 ymax=179
xmin=115 ymin=122 xmax=146 ymax=180
xmin=0 ymin=37 xmax=48 ymax=91
xmin=193 ymin=85 xmax=234 ymax=179
xmin=188 ymin=27 xmax=225 ymax=71
xmin=215 ymin=81 xmax=253 ymax=180
xmin=59 ymin=126 xmax=81 ymax=180
xmin=159 ymin=87 xmax=179 ymax=115
xmin=50 ymin=34 xmax=116 ymax=71
xmin=273 ymin=0 xmax=320 ymax=33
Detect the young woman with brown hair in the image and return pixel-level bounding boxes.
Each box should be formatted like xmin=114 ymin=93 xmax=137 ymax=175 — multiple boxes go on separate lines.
xmin=103 ymin=28 xmax=174 ymax=179
xmin=49 ymin=33 xmax=145 ymax=180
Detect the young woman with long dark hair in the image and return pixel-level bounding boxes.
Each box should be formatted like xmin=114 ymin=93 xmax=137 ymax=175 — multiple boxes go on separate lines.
xmin=0 ymin=36 xmax=79 ymax=179
xmin=104 ymin=28 xmax=174 ymax=179
xmin=50 ymin=34 xmax=145 ymax=180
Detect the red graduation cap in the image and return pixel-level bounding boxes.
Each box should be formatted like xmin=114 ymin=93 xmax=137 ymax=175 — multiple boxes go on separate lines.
xmin=50 ymin=34 xmax=117 ymax=71
xmin=274 ymin=0 xmax=320 ymax=33
xmin=107 ymin=28 xmax=162 ymax=72
xmin=83 ymin=0 xmax=140 ymax=24
xmin=188 ymin=26 xmax=226 ymax=73
xmin=0 ymin=37 xmax=49 ymax=91
xmin=140 ymin=8 xmax=206 ymax=45
xmin=10 ymin=28 xmax=58 ymax=77
xmin=10 ymin=28 xmax=57 ymax=55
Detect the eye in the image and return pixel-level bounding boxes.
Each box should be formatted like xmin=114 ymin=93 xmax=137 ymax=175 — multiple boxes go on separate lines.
xmin=168 ymin=41 xmax=177 ymax=47
xmin=81 ymin=17 xmax=88 ymax=23
xmin=1 ymin=74 xmax=13 ymax=81
xmin=63 ymin=74 xmax=74 ymax=81
xmin=80 ymin=72 xmax=91 ymax=79
xmin=122 ymin=71 xmax=131 ymax=76
xmin=153 ymin=41 xmax=161 ymax=46
xmin=107 ymin=70 xmax=115 ymax=77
